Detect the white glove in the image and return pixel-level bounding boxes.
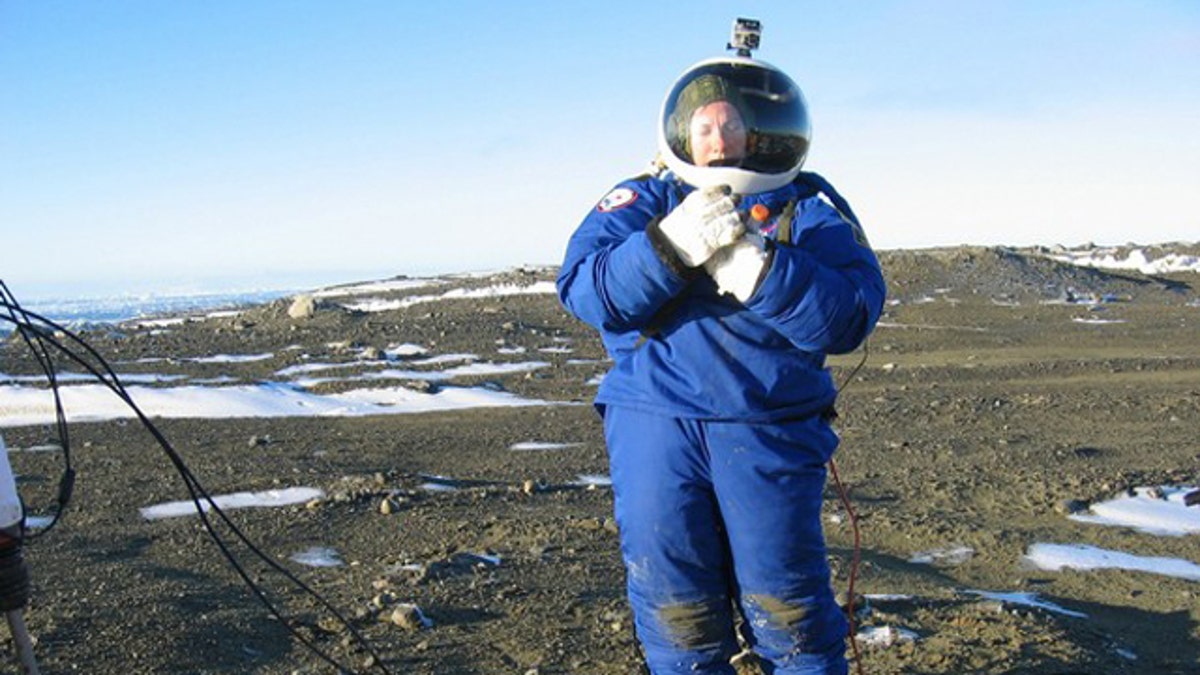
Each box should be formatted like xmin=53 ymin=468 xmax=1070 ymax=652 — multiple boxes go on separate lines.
xmin=704 ymin=234 xmax=770 ymax=302
xmin=658 ymin=185 xmax=744 ymax=267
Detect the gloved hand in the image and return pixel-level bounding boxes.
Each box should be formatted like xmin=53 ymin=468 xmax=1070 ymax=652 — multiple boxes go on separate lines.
xmin=658 ymin=185 xmax=744 ymax=267
xmin=704 ymin=234 xmax=770 ymax=302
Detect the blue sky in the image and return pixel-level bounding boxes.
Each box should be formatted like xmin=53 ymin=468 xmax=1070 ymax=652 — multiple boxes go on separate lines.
xmin=2 ymin=2 xmax=1197 ymax=297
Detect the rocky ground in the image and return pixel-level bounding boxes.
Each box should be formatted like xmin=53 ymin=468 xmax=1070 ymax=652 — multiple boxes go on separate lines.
xmin=1 ymin=244 xmax=1198 ymax=674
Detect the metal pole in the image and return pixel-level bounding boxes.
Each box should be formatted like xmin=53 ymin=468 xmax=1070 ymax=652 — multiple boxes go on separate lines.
xmin=5 ymin=609 xmax=39 ymax=675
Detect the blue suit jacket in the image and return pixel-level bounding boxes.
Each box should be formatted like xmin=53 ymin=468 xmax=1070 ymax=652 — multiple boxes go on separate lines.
xmin=557 ymin=171 xmax=887 ymax=422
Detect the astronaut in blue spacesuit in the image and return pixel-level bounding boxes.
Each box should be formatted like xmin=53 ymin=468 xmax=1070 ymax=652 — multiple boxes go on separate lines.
xmin=557 ymin=39 xmax=886 ymax=675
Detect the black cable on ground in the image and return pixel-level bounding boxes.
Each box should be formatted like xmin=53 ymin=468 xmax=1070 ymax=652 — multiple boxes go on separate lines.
xmin=0 ymin=285 xmax=392 ymax=674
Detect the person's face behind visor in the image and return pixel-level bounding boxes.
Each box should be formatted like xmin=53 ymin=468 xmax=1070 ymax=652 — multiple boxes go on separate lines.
xmin=687 ymin=100 xmax=747 ymax=168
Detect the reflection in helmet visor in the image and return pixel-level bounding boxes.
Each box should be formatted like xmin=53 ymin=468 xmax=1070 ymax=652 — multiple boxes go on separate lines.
xmin=664 ymin=62 xmax=810 ymax=175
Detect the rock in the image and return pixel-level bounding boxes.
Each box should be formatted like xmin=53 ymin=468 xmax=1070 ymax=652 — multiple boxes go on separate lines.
xmin=1056 ymin=499 xmax=1089 ymax=515
xmin=316 ymin=616 xmax=344 ymax=634
xmin=371 ymin=591 xmax=397 ymax=609
xmin=287 ymin=295 xmax=317 ymax=319
xmin=405 ymin=379 xmax=438 ymax=393
xmin=573 ymin=517 xmax=603 ymax=531
xmin=390 ymin=603 xmax=431 ymax=631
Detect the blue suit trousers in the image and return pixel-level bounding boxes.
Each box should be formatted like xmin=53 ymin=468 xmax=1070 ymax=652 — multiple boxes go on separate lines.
xmin=603 ymin=405 xmax=848 ymax=674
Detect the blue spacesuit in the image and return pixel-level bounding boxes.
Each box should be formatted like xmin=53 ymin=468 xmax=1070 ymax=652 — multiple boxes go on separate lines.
xmin=557 ymin=48 xmax=886 ymax=675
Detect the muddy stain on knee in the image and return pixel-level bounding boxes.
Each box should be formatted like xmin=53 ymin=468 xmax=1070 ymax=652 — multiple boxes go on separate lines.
xmin=746 ymin=593 xmax=811 ymax=630
xmin=656 ymin=598 xmax=731 ymax=649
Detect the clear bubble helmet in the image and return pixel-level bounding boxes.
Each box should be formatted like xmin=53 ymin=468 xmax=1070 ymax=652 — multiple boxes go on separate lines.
xmin=658 ymin=57 xmax=811 ymax=195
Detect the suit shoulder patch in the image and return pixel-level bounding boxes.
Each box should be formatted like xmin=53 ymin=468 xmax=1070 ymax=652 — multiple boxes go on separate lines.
xmin=597 ymin=187 xmax=638 ymax=213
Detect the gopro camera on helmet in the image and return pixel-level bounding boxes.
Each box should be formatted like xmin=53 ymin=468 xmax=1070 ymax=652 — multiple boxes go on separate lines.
xmin=728 ymin=18 xmax=761 ymax=57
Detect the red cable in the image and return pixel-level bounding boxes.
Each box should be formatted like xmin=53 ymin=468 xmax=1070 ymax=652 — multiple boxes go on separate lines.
xmin=828 ymin=458 xmax=865 ymax=675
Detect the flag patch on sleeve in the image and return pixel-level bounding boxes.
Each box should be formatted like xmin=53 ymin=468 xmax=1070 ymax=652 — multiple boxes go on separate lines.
xmin=597 ymin=188 xmax=637 ymax=212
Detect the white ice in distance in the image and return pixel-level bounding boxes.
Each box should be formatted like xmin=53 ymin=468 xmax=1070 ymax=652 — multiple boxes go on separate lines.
xmin=1069 ymin=486 xmax=1200 ymax=536
xmin=510 ymin=441 xmax=582 ymax=451
xmin=290 ymin=546 xmax=344 ymax=568
xmin=341 ymin=280 xmax=557 ymax=313
xmin=311 ymin=278 xmax=442 ymax=298
xmin=1024 ymin=486 xmax=1200 ymax=582
xmin=190 ymin=353 xmax=274 ymax=364
xmin=0 ymin=372 xmax=187 ymax=385
xmin=908 ymin=546 xmax=974 ymax=566
xmin=1046 ymin=248 xmax=1200 ymax=275
xmin=962 ymin=590 xmax=1087 ymax=618
xmin=284 ymin=360 xmax=551 ymax=389
xmin=386 ymin=343 xmax=428 ymax=358
xmin=466 ymin=552 xmax=501 ymax=566
xmin=1023 ymin=543 xmax=1200 ymax=582
xmin=419 ymin=482 xmax=458 ymax=493
xmin=0 ymin=381 xmax=558 ymax=428
xmin=140 ymin=486 xmax=325 ymax=520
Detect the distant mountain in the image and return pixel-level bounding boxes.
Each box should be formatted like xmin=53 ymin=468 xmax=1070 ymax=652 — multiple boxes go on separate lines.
xmin=878 ymin=243 xmax=1198 ymax=306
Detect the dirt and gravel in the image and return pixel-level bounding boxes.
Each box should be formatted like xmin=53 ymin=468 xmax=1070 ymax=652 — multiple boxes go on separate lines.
xmin=2 ymin=244 xmax=1198 ymax=674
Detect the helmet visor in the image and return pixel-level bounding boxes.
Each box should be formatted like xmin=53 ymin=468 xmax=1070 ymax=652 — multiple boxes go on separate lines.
xmin=662 ymin=61 xmax=810 ymax=175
